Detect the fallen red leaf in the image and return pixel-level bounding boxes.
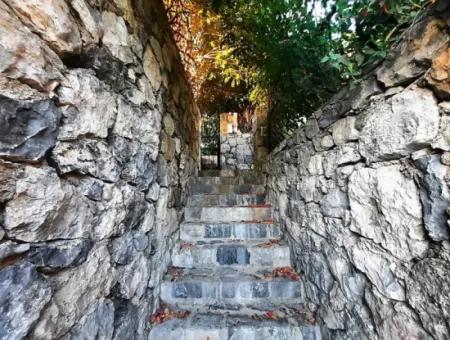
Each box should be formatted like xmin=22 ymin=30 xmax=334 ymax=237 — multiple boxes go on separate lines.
xmin=265 ymin=310 xmax=279 ymax=320
xmin=257 ymin=239 xmax=281 ymax=248
xmin=266 ymin=266 xmax=301 ymax=281
xmin=149 ymin=308 xmax=190 ymax=324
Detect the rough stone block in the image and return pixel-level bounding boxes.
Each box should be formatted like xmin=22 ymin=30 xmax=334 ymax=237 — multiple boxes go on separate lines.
xmin=0 ymin=96 xmax=61 ymax=161
xmin=359 ymin=86 xmax=440 ymax=163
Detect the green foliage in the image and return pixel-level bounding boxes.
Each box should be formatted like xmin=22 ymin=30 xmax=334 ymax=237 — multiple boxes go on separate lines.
xmin=201 ymin=113 xmax=219 ymax=156
xmin=193 ymin=0 xmax=432 ymax=148
xmin=322 ymin=0 xmax=430 ymax=81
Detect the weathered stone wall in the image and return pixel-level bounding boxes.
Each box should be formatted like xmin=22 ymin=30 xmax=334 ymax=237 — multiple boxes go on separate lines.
xmin=0 ymin=0 xmax=200 ymax=339
xmin=220 ymin=131 xmax=254 ymax=170
xmin=219 ymin=111 xmax=254 ymax=170
xmin=266 ymin=5 xmax=450 ymax=340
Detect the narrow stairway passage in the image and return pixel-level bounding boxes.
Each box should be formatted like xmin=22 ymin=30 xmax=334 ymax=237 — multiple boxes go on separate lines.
xmin=149 ymin=170 xmax=321 ymax=340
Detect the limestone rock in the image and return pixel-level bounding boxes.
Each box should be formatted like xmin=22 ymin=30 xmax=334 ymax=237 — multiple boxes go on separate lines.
xmin=143 ymin=44 xmax=162 ymax=90
xmin=146 ymin=182 xmax=160 ymax=202
xmin=0 ymin=95 xmax=61 ymax=161
xmin=318 ymin=79 xmax=381 ymax=128
xmin=365 ymin=289 xmax=429 ymax=339
xmin=57 ymin=69 xmax=117 ymax=140
xmin=360 ymin=86 xmax=440 ymax=163
xmin=110 ymin=230 xmax=149 ymax=265
xmin=406 ymin=258 xmax=450 ymax=339
xmin=69 ymin=0 xmax=103 ymax=45
xmin=0 ymin=160 xmax=21 ymax=202
xmin=3 ymin=165 xmax=96 ymax=242
xmin=331 ymin=116 xmax=359 ymax=145
xmin=101 ymin=12 xmax=134 ymax=64
xmin=94 ymin=182 xmax=148 ymax=239
xmin=320 ymin=189 xmax=348 ymax=218
xmin=161 ymin=132 xmax=176 ymax=161
xmin=8 ymin=0 xmax=82 ymax=55
xmin=111 ymin=136 xmax=157 ymax=190
xmin=348 ymin=239 xmax=405 ymax=301
xmin=62 ymin=299 xmax=114 ymax=340
xmin=432 ymin=101 xmax=450 ymax=150
xmin=348 ymin=165 xmax=428 ymax=261
xmin=0 ymin=241 xmax=30 ymax=262
xmin=163 ymin=114 xmax=176 ymax=136
xmin=115 ymin=254 xmax=150 ymax=300
xmin=27 ymin=239 xmax=94 ymax=271
xmin=415 ymin=154 xmax=450 ymax=241
xmin=0 ymin=1 xmax=64 ymax=92
xmin=32 ymin=244 xmax=115 ymax=339
xmin=113 ymin=99 xmax=161 ymax=156
xmin=0 ymin=262 xmax=52 ymax=339
xmin=53 ymin=140 xmax=121 ymax=182
xmin=336 ymin=143 xmax=361 ymax=165
xmin=426 ymin=47 xmax=450 ymax=99
xmin=377 ymin=18 xmax=449 ymax=87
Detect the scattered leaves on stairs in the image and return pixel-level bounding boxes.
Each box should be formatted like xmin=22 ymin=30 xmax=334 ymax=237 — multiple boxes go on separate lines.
xmin=256 ymin=239 xmax=281 ymax=248
xmin=265 ymin=266 xmax=301 ymax=281
xmin=265 ymin=310 xmax=280 ymax=320
xmin=149 ymin=308 xmax=191 ymax=324
xmin=179 ymin=242 xmax=193 ymax=251
xmin=167 ymin=267 xmax=183 ymax=281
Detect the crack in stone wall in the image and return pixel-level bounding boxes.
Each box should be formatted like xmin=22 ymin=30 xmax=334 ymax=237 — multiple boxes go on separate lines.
xmin=265 ymin=4 xmax=450 ymax=340
xmin=0 ymin=0 xmax=200 ymax=339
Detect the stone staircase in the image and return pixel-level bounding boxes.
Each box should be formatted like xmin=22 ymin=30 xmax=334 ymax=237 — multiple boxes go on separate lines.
xmin=149 ymin=170 xmax=321 ymax=339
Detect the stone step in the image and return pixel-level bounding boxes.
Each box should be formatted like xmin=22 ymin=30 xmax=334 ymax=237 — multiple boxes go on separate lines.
xmin=172 ymin=242 xmax=290 ymax=268
xmin=185 ymin=206 xmax=273 ymax=223
xmin=199 ymin=170 xmax=260 ymax=178
xmin=149 ymin=313 xmax=321 ymax=340
xmin=160 ymin=269 xmax=303 ymax=310
xmin=180 ymin=222 xmax=281 ymax=242
xmin=189 ymin=182 xmax=266 ymax=195
xmin=192 ymin=175 xmax=265 ymax=186
xmin=187 ymin=193 xmax=267 ymax=207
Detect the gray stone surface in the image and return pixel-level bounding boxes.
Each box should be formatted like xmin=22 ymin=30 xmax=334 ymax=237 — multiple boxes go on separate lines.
xmin=348 ymin=165 xmax=428 ymax=260
xmin=359 ymin=86 xmax=440 ymax=163
xmin=0 ymin=1 xmax=200 ymax=338
xmin=7 ymin=0 xmax=82 ymax=56
xmin=0 ymin=262 xmax=52 ymax=340
xmin=415 ymin=155 xmax=450 ymax=241
xmin=0 ymin=1 xmax=64 ymax=92
xmin=57 ymin=69 xmax=117 ymax=140
xmin=221 ymin=132 xmax=254 ymax=170
xmin=376 ymin=17 xmax=449 ymax=88
xmin=406 ymin=258 xmax=450 ymax=339
xmin=265 ymin=15 xmax=450 ymax=339
xmin=0 ymin=95 xmax=61 ymax=161
xmin=53 ymin=139 xmax=121 ymax=182
xmin=63 ymin=299 xmax=114 ymax=340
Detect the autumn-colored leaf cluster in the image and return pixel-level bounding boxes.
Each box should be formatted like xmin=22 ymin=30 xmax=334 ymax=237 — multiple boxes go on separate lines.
xmin=257 ymin=239 xmax=281 ymax=248
xmin=167 ymin=267 xmax=183 ymax=282
xmin=149 ymin=308 xmax=190 ymax=325
xmin=180 ymin=242 xmax=193 ymax=251
xmin=266 ymin=267 xmax=300 ymax=282
xmin=265 ymin=310 xmax=279 ymax=320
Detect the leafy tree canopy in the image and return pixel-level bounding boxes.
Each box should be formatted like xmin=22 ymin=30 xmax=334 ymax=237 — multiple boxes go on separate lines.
xmin=165 ymin=0 xmax=433 ymax=148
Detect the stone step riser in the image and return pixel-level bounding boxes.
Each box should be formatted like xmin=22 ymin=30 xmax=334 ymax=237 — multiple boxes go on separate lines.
xmin=172 ymin=244 xmax=290 ymax=268
xmin=185 ymin=207 xmax=273 ymax=223
xmin=187 ymin=193 xmax=267 ymax=207
xmin=192 ymin=176 xmax=265 ymax=186
xmin=199 ymin=170 xmax=260 ymax=178
xmin=149 ymin=325 xmax=321 ymax=340
xmin=161 ymin=279 xmax=303 ymax=307
xmin=180 ymin=223 xmax=281 ymax=242
xmin=189 ymin=183 xmax=266 ymax=195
